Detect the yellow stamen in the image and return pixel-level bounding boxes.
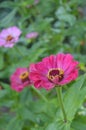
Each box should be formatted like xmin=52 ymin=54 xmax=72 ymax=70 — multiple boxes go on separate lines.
xmin=20 ymin=72 xmax=29 ymax=81
xmin=47 ymin=68 xmax=64 ymax=82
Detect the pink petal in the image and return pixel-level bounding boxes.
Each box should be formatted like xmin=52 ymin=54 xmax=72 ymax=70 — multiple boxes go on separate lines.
xmin=59 ymin=69 xmax=78 ymax=85
xmin=7 ymin=26 xmax=22 ymax=37
xmin=56 ymin=53 xmax=65 ymax=68
xmin=0 ymin=39 xmax=5 ymax=46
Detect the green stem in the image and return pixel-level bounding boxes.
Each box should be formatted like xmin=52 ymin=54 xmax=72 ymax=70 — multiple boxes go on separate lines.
xmin=56 ymin=87 xmax=67 ymax=122
xmin=31 ymin=86 xmax=48 ymax=102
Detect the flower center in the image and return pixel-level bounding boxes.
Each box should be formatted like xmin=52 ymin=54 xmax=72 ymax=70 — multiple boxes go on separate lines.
xmin=6 ymin=35 xmax=13 ymax=41
xmin=19 ymin=71 xmax=29 ymax=82
xmin=47 ymin=68 xmax=64 ymax=82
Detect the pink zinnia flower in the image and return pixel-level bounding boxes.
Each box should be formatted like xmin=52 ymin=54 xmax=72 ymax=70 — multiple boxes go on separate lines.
xmin=26 ymin=32 xmax=38 ymax=39
xmin=29 ymin=53 xmax=79 ymax=90
xmin=10 ymin=68 xmax=31 ymax=92
xmin=0 ymin=26 xmax=22 ymax=48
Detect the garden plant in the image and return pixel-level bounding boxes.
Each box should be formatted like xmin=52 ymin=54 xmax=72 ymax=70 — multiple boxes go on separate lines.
xmin=0 ymin=0 xmax=86 ymax=130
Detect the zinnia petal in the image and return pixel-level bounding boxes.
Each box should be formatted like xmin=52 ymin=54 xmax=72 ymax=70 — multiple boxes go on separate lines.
xmin=29 ymin=53 xmax=79 ymax=90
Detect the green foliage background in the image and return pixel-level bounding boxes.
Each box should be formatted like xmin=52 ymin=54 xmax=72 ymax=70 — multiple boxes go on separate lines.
xmin=0 ymin=0 xmax=86 ymax=130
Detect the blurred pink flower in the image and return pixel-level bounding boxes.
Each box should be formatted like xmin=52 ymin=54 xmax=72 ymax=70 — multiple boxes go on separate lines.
xmin=26 ymin=32 xmax=38 ymax=39
xmin=10 ymin=68 xmax=31 ymax=92
xmin=0 ymin=26 xmax=22 ymax=48
xmin=34 ymin=0 xmax=39 ymax=4
xmin=29 ymin=53 xmax=79 ymax=90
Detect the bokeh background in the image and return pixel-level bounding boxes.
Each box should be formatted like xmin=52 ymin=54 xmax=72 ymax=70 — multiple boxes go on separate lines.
xmin=0 ymin=0 xmax=86 ymax=130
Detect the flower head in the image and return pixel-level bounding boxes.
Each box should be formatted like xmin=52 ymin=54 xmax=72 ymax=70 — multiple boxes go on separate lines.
xmin=26 ymin=32 xmax=38 ymax=39
xmin=29 ymin=53 xmax=79 ymax=90
xmin=10 ymin=68 xmax=31 ymax=92
xmin=0 ymin=26 xmax=22 ymax=48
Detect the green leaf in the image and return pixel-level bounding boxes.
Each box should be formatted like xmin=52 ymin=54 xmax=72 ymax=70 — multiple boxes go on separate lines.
xmin=64 ymin=74 xmax=86 ymax=121
xmin=46 ymin=75 xmax=86 ymax=130
xmin=31 ymin=127 xmax=44 ymax=130
xmin=0 ymin=1 xmax=16 ymax=8
xmin=20 ymin=107 xmax=37 ymax=122
xmin=0 ymin=8 xmax=17 ymax=27
xmin=0 ymin=82 xmax=11 ymax=91
xmin=6 ymin=116 xmax=23 ymax=130
xmin=55 ymin=6 xmax=76 ymax=26
xmin=0 ymin=53 xmax=4 ymax=69
xmin=0 ymin=90 xmax=8 ymax=98
xmin=71 ymin=115 xmax=86 ymax=130
xmin=45 ymin=119 xmax=70 ymax=130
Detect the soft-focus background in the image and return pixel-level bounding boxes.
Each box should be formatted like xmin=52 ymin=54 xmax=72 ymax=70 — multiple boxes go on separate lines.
xmin=0 ymin=0 xmax=86 ymax=130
